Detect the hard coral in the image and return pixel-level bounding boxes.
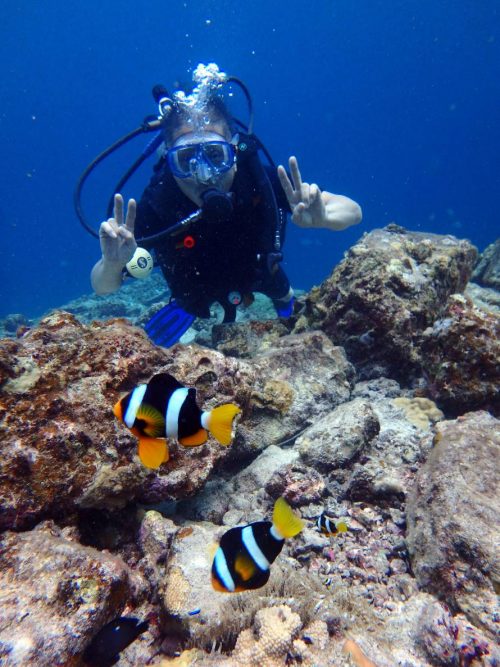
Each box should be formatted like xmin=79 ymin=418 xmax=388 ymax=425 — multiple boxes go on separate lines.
xmin=420 ymin=294 xmax=500 ymax=416
xmin=0 ymin=522 xmax=141 ymax=667
xmin=0 ymin=312 xmax=248 ymax=530
xmin=406 ymin=411 xmax=499 ymax=639
xmin=232 ymin=605 xmax=302 ymax=667
xmin=392 ymin=397 xmax=444 ymax=430
xmin=299 ymin=226 xmax=477 ymax=381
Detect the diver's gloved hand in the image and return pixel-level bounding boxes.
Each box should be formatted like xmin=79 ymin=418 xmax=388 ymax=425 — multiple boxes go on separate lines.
xmin=145 ymin=301 xmax=196 ymax=347
xmin=277 ymin=156 xmax=326 ymax=229
xmin=99 ymin=193 xmax=137 ymax=266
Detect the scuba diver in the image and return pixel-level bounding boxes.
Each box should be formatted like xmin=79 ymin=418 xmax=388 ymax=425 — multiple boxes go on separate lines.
xmin=86 ymin=64 xmax=362 ymax=346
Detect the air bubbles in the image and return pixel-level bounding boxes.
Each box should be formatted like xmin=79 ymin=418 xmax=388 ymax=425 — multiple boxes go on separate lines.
xmin=205 ymin=19 xmax=212 ymax=25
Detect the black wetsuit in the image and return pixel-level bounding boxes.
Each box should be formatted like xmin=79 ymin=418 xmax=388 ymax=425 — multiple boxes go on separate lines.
xmin=135 ymin=155 xmax=291 ymax=321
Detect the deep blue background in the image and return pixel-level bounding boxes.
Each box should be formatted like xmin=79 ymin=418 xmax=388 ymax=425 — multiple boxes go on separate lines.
xmin=1 ymin=1 xmax=499 ymax=318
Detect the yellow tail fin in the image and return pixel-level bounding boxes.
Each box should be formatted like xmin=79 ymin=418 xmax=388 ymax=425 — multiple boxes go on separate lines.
xmin=206 ymin=404 xmax=241 ymax=446
xmin=272 ymin=497 xmax=304 ymax=539
xmin=138 ymin=438 xmax=168 ymax=469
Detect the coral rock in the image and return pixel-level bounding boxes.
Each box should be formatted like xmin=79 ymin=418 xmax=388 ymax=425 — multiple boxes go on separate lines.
xmin=406 ymin=411 xmax=500 ymax=638
xmin=472 ymin=238 xmax=500 ymax=289
xmin=420 ymin=294 xmax=500 ymax=416
xmin=0 ymin=313 xmax=252 ymax=529
xmin=265 ymin=464 xmax=326 ymax=505
xmin=392 ymin=396 xmax=444 ymax=430
xmin=241 ymin=331 xmax=354 ymax=458
xmin=0 ymin=522 xmax=140 ymax=667
xmin=232 ymin=605 xmax=302 ymax=667
xmin=299 ymin=226 xmax=477 ymax=380
xmin=298 ymin=398 xmax=380 ymax=472
xmin=211 ymin=319 xmax=290 ymax=358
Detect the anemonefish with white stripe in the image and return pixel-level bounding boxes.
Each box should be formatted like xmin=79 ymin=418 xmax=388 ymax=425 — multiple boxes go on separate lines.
xmin=316 ymin=512 xmax=348 ymax=537
xmin=211 ymin=497 xmax=304 ymax=593
xmin=113 ymin=372 xmax=240 ymax=469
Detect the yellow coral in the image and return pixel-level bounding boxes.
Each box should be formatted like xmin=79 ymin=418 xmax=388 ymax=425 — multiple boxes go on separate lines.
xmin=233 ymin=605 xmax=302 ymax=667
xmin=393 ymin=397 xmax=444 ymax=430
xmin=163 ymin=566 xmax=190 ymax=614
xmin=253 ymin=380 xmax=294 ymax=415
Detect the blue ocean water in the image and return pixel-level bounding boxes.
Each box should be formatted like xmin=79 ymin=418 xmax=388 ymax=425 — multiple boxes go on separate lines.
xmin=1 ymin=1 xmax=498 ymax=319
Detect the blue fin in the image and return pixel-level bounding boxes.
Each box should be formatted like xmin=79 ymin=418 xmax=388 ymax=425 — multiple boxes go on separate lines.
xmin=145 ymin=302 xmax=195 ymax=347
xmin=274 ymin=296 xmax=295 ymax=318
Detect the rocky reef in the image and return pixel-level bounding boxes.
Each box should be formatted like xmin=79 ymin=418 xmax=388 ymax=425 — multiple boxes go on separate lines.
xmin=0 ymin=226 xmax=499 ymax=667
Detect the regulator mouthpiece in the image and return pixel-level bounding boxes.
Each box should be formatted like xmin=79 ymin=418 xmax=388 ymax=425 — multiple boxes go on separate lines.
xmin=125 ymin=247 xmax=154 ymax=279
xmin=201 ymin=189 xmax=233 ymax=222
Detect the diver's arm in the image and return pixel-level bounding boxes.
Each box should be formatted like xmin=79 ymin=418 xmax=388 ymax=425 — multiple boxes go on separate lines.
xmin=91 ymin=258 xmax=125 ymax=295
xmin=277 ymin=156 xmax=362 ymax=231
xmin=319 ymin=191 xmax=362 ymax=231
xmin=90 ymin=194 xmax=137 ymax=295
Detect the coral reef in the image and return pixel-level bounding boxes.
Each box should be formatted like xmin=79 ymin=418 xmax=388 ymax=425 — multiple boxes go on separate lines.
xmin=472 ymin=238 xmax=500 ymax=289
xmin=0 ymin=312 xmax=249 ymax=530
xmin=465 ymin=281 xmax=500 ymax=314
xmin=296 ymin=224 xmax=477 ymax=380
xmin=210 ymin=318 xmax=291 ymax=358
xmin=297 ymin=398 xmax=380 ymax=472
xmin=0 ymin=521 xmax=148 ymax=666
xmin=0 ymin=316 xmax=354 ymax=535
xmin=420 ymin=294 xmax=500 ymax=415
xmin=1 ymin=226 xmax=498 ymax=666
xmin=406 ymin=411 xmax=500 ymax=639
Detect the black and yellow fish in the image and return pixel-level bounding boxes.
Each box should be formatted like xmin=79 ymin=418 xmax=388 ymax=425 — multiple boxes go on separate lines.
xmin=316 ymin=512 xmax=348 ymax=537
xmin=113 ymin=372 xmax=240 ymax=469
xmin=83 ymin=616 xmax=148 ymax=666
xmin=211 ymin=497 xmax=304 ymax=593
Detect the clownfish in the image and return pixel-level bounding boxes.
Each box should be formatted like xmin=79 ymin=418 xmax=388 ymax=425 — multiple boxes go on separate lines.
xmin=113 ymin=372 xmax=240 ymax=469
xmin=316 ymin=512 xmax=348 ymax=537
xmin=211 ymin=497 xmax=304 ymax=593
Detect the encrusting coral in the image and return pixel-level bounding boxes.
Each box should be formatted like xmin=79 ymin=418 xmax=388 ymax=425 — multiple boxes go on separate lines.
xmin=392 ymin=396 xmax=443 ymax=430
xmin=231 ymin=605 xmax=302 ymax=667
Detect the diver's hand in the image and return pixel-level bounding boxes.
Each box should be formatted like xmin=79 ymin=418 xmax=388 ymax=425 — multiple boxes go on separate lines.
xmin=99 ymin=194 xmax=137 ymax=266
xmin=278 ymin=156 xmax=363 ymax=231
xmin=277 ymin=156 xmax=325 ymax=228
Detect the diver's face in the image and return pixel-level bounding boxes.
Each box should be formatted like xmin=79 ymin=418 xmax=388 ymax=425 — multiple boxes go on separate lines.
xmin=170 ymin=125 xmax=237 ymax=206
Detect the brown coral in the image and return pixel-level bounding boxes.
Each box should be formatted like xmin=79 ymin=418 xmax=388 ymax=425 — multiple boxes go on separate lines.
xmin=420 ymin=294 xmax=500 ymax=415
xmin=299 ymin=226 xmax=477 ymax=380
xmin=0 ymin=312 xmax=251 ymax=530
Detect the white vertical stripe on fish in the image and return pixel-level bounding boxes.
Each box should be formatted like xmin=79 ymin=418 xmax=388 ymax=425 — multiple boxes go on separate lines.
xmin=270 ymin=524 xmax=285 ymax=541
xmin=124 ymin=384 xmax=148 ymax=428
xmin=214 ymin=548 xmax=235 ymax=591
xmin=201 ymin=411 xmax=210 ymax=430
xmin=166 ymin=388 xmax=189 ymax=438
xmin=242 ymin=526 xmax=270 ymax=571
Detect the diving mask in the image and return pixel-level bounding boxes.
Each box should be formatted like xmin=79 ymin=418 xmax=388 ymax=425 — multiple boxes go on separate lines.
xmin=168 ymin=140 xmax=236 ymax=183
